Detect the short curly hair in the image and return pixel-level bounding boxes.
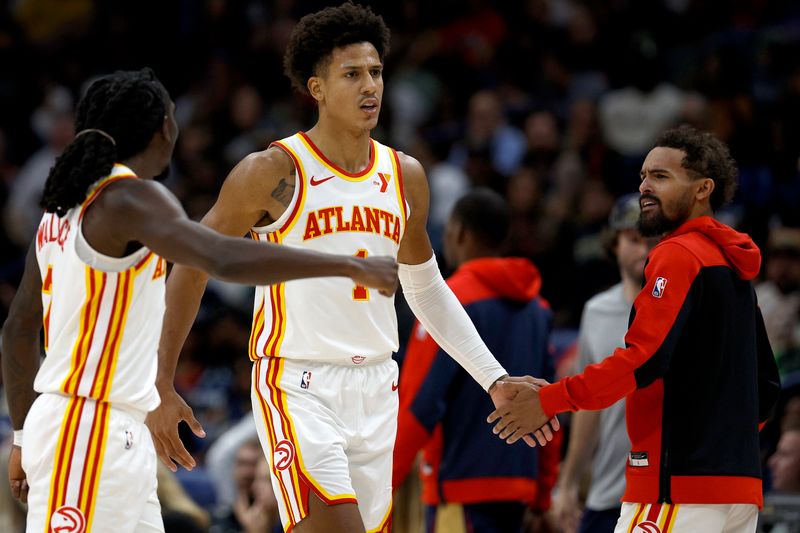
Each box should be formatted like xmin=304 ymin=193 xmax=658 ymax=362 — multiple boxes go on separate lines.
xmin=283 ymin=2 xmax=390 ymax=94
xmin=654 ymin=125 xmax=738 ymax=211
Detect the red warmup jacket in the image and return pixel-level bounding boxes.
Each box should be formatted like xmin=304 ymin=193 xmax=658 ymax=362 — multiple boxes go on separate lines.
xmin=394 ymin=257 xmax=560 ymax=510
xmin=540 ymin=216 xmax=780 ymax=507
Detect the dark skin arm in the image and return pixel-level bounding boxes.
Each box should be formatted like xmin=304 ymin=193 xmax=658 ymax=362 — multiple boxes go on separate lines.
xmin=89 ymin=177 xmax=396 ymax=288
xmin=2 ymin=242 xmax=43 ymax=503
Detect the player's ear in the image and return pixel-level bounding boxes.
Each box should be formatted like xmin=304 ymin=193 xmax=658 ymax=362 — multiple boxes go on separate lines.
xmin=696 ymin=177 xmax=714 ymax=203
xmin=307 ymin=77 xmax=323 ymax=103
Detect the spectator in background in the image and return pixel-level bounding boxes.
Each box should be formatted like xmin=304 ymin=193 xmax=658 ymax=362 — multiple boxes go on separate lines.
xmin=598 ymin=35 xmax=685 ymax=194
xmin=157 ymin=461 xmax=212 ymax=532
xmin=205 ymin=415 xmax=258 ymax=512
xmin=409 ymin=137 xmax=469 ymax=253
xmin=211 ymin=438 xmax=263 ymax=533
xmin=768 ymin=420 xmax=800 ymax=495
xmin=449 ymin=90 xmax=527 ymax=179
xmin=552 ymin=194 xmax=653 ymax=533
xmin=393 ymin=188 xmax=560 ymax=533
xmin=756 ymin=227 xmax=800 ymax=378
xmin=760 ymin=417 xmax=800 ymax=533
xmin=3 ymin=87 xmax=74 ymax=247
xmin=232 ymin=454 xmax=281 ymax=533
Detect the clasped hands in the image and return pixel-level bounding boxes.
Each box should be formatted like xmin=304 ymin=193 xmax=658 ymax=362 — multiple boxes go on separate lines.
xmin=487 ymin=376 xmax=559 ymax=447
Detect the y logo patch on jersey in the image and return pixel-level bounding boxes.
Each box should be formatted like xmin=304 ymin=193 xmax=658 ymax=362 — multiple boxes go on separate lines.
xmin=376 ymin=172 xmax=391 ymax=193
xmin=273 ymin=439 xmax=295 ymax=471
xmin=652 ymin=277 xmax=668 ymax=298
xmin=124 ymin=430 xmax=134 ymax=450
xmin=50 ymin=505 xmax=86 ymax=533
xmin=300 ymin=370 xmax=312 ymax=390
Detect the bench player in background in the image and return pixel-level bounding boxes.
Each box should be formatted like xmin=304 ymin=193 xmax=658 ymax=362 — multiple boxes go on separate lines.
xmin=393 ymin=188 xmax=561 ymax=533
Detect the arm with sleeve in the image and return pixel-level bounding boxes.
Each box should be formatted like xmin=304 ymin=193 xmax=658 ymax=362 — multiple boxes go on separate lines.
xmin=398 ymin=255 xmax=507 ymax=392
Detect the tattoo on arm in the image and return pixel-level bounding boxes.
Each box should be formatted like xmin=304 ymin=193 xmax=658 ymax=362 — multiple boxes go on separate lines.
xmin=271 ymin=169 xmax=296 ymax=208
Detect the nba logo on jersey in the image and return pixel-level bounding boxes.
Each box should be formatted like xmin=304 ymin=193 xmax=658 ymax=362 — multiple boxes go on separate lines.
xmin=652 ymin=277 xmax=668 ymax=298
xmin=300 ymin=371 xmax=312 ymax=389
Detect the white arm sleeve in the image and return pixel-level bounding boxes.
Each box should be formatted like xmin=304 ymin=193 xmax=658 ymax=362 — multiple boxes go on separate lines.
xmin=399 ymin=254 xmax=507 ymax=391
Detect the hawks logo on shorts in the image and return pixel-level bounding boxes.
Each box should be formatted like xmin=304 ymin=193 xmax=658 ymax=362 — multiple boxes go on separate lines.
xmin=635 ymin=521 xmax=662 ymax=533
xmin=273 ymin=439 xmax=295 ymax=471
xmin=50 ymin=505 xmax=86 ymax=533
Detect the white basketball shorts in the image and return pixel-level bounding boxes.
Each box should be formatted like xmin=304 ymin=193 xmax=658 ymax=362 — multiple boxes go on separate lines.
xmin=251 ymin=356 xmax=398 ymax=532
xmin=22 ymin=393 xmax=163 ymax=533
xmin=615 ymin=501 xmax=758 ymax=533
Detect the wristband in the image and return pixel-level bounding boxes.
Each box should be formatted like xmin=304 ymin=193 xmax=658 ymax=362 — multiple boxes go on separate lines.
xmin=12 ymin=430 xmax=23 ymax=447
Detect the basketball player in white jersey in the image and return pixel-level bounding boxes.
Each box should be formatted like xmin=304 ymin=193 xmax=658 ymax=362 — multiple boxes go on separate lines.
xmin=146 ymin=4 xmax=558 ymax=533
xmin=1 ymin=68 xmax=397 ymax=533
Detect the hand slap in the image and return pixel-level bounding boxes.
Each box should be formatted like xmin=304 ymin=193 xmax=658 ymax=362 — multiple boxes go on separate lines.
xmin=486 ymin=378 xmax=558 ymax=447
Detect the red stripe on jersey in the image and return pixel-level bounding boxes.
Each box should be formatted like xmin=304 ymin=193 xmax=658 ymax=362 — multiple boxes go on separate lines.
xmin=297 ymin=131 xmax=375 ymax=179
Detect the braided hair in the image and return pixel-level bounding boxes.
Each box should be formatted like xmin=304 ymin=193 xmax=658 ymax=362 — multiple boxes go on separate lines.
xmin=41 ymin=68 xmax=169 ymax=215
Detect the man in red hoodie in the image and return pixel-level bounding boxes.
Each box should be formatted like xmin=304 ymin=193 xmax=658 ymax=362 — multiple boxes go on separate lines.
xmin=393 ymin=188 xmax=560 ymax=532
xmin=490 ymin=126 xmax=781 ymax=532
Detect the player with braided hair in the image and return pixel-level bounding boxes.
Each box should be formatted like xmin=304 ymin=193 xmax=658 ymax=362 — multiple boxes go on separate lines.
xmin=40 ymin=69 xmax=172 ymax=216
xmin=2 ymin=67 xmax=397 ymax=533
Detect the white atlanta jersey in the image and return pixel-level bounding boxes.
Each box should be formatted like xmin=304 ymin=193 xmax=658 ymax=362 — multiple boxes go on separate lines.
xmin=249 ymin=132 xmax=408 ymax=363
xmin=33 ymin=164 xmax=166 ymax=413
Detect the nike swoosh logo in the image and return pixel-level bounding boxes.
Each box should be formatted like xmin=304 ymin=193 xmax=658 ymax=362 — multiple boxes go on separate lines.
xmin=391 ymin=381 xmax=399 ymax=392
xmin=310 ymin=175 xmax=335 ymax=186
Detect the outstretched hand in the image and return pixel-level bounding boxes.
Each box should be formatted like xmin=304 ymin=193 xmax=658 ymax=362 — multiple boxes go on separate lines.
xmin=487 ymin=376 xmax=559 ymax=446
xmin=8 ymin=445 xmax=28 ymax=503
xmin=145 ymin=386 xmax=205 ymax=472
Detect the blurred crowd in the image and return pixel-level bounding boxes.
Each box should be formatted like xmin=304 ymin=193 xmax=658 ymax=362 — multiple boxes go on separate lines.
xmin=1 ymin=0 xmax=800 ymax=531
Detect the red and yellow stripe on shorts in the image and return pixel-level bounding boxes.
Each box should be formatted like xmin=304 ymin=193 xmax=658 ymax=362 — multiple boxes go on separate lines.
xmin=45 ymin=398 xmax=111 ymax=533
xmin=252 ymin=357 xmax=358 ymax=532
xmin=626 ymin=503 xmax=679 ymax=533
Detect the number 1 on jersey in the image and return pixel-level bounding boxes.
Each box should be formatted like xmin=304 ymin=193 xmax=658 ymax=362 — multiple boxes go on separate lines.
xmin=353 ymin=249 xmax=369 ymax=301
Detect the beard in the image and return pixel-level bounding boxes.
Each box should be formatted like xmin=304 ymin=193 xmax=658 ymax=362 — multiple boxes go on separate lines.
xmin=637 ymin=193 xmax=692 ymax=237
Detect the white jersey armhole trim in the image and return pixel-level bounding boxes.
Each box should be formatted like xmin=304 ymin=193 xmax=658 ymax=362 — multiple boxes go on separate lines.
xmin=75 ymin=203 xmax=150 ymax=273
xmin=251 ymin=144 xmax=302 ymax=235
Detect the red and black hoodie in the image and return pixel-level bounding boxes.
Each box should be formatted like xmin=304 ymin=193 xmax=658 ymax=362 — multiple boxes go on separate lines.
xmin=540 ymin=216 xmax=780 ymax=507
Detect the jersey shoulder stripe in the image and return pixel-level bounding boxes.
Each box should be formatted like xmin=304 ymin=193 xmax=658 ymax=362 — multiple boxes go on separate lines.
xmin=270 ymin=140 xmax=308 ymax=236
